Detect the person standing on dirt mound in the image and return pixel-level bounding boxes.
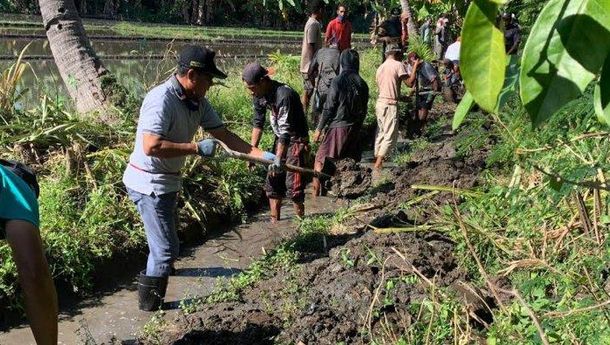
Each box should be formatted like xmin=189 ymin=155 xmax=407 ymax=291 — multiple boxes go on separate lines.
xmin=406 ymin=51 xmax=440 ymax=125
xmin=123 ymin=45 xmax=273 ymax=312
xmin=299 ymin=0 xmax=324 ymax=115
xmin=243 ymin=62 xmax=310 ymax=223
xmin=373 ymin=44 xmax=409 ymax=171
xmin=0 ymin=161 xmax=58 ymax=345
xmin=312 ymin=49 xmax=368 ymax=196
xmin=325 ymin=4 xmax=352 ymax=51
xmin=307 ymin=42 xmax=341 ymax=125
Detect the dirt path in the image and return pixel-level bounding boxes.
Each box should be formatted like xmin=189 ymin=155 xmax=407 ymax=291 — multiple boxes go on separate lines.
xmin=0 ymin=194 xmax=342 ymax=345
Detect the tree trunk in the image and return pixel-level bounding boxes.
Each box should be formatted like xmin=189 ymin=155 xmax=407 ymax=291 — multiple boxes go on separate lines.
xmin=400 ymin=0 xmax=418 ymax=39
xmin=195 ymin=0 xmax=204 ymax=25
xmin=39 ymin=0 xmax=111 ymax=113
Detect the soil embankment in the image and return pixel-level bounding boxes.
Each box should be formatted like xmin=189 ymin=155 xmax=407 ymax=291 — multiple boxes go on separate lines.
xmin=144 ymin=113 xmax=495 ymax=344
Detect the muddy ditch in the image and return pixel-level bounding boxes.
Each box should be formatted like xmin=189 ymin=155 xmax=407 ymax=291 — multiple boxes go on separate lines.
xmin=135 ymin=115 xmax=497 ymax=344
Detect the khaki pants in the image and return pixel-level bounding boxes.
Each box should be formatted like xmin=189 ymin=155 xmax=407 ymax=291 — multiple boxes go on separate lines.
xmin=374 ymin=100 xmax=399 ymax=158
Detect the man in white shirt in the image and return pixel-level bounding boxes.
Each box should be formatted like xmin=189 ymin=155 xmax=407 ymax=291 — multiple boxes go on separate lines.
xmin=444 ymin=36 xmax=461 ymax=63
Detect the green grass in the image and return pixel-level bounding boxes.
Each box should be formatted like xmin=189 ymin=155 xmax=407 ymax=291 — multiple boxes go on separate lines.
xmin=0 ymin=19 xmax=370 ymax=41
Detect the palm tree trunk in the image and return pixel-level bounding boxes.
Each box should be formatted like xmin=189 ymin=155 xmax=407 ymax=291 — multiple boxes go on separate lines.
xmin=39 ymin=0 xmax=111 ymax=113
xmin=400 ymin=0 xmax=418 ymax=39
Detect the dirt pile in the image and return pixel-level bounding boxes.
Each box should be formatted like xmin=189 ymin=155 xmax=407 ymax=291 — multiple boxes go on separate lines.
xmin=329 ymin=158 xmax=372 ymax=199
xmin=147 ymin=231 xmax=464 ymax=345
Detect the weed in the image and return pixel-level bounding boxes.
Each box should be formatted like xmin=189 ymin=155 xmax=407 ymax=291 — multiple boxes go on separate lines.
xmin=139 ymin=310 xmax=167 ymax=345
xmin=339 ymin=248 xmax=355 ymax=268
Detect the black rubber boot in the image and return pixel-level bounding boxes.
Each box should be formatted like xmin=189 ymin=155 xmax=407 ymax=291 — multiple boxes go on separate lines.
xmin=138 ymin=270 xmax=168 ymax=311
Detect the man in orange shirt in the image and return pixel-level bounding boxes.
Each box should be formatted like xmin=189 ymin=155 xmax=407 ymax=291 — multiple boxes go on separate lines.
xmin=325 ymin=4 xmax=352 ymax=51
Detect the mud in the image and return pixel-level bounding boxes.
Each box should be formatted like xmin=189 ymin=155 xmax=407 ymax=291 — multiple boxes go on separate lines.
xmin=329 ymin=159 xmax=372 ymax=199
xmin=138 ymin=116 xmax=494 ymax=344
xmin=150 ymin=231 xmax=464 ymax=345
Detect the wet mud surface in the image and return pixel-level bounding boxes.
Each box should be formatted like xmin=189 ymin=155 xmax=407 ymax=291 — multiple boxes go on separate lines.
xmin=143 ymin=116 xmax=494 ymax=344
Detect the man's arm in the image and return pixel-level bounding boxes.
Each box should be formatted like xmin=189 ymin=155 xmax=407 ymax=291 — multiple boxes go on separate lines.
xmin=305 ymin=43 xmax=316 ymax=67
xmin=143 ymin=133 xmax=198 ymax=158
xmin=208 ymin=127 xmax=265 ymax=157
xmin=406 ymin=61 xmax=420 ymax=87
xmin=6 ymin=220 xmax=58 ymax=345
xmin=314 ymin=79 xmax=341 ymax=142
xmin=307 ymin=53 xmax=320 ymax=81
xmin=249 ymin=99 xmax=267 ymax=149
xmin=275 ymin=142 xmax=288 ymax=162
xmin=325 ymin=22 xmax=333 ymax=46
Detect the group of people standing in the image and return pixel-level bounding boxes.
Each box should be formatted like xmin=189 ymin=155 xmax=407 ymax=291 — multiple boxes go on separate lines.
xmin=0 ymin=4 xmax=525 ymax=344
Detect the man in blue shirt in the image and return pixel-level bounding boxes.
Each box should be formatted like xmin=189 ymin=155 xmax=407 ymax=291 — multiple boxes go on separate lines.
xmin=123 ymin=45 xmax=273 ymax=311
xmin=0 ymin=163 xmax=58 ymax=344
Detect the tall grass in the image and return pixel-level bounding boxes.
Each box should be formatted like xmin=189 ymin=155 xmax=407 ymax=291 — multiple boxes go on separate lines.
xmin=0 ymin=43 xmax=31 ymax=122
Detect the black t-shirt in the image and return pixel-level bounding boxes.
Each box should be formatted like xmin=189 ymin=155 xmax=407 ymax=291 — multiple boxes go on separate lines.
xmin=415 ymin=62 xmax=439 ymax=91
xmin=252 ymin=80 xmax=309 ymax=144
xmin=504 ymin=23 xmax=521 ymax=54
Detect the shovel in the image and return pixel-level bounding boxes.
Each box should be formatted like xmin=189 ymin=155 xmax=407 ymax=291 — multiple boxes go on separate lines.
xmin=212 ymin=139 xmax=336 ymax=180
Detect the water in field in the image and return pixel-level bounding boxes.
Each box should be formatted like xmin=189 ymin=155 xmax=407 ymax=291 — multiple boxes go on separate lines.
xmin=0 ymin=31 xmax=301 ymax=108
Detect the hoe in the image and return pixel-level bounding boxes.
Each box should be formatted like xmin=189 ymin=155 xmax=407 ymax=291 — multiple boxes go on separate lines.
xmin=212 ymin=139 xmax=336 ymax=180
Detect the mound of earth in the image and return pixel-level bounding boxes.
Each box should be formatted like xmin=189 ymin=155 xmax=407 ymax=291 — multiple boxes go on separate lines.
xmin=144 ymin=231 xmax=464 ymax=345
xmin=137 ymin=120 xmax=495 ymax=344
xmin=329 ymin=159 xmax=372 ymax=199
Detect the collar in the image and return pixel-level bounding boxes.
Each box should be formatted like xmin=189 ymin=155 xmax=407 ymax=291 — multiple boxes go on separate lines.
xmin=170 ymin=74 xmax=200 ymax=111
xmin=170 ymin=74 xmax=188 ymax=101
xmin=260 ymin=80 xmax=281 ymax=105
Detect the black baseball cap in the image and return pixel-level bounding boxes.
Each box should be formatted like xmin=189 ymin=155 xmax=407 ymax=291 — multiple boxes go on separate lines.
xmin=242 ymin=62 xmax=275 ymax=85
xmin=178 ymin=45 xmax=227 ymax=79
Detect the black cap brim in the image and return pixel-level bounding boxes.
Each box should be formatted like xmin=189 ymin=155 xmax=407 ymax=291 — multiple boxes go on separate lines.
xmin=209 ymin=66 xmax=227 ymax=79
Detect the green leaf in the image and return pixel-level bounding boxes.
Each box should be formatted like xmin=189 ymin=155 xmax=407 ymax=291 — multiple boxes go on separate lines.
xmin=520 ymin=0 xmax=610 ymax=125
xmin=496 ymin=55 xmax=521 ymax=112
xmin=460 ymin=0 xmax=506 ymax=113
xmin=452 ymin=91 xmax=475 ymax=130
xmin=594 ymin=55 xmax=610 ymax=125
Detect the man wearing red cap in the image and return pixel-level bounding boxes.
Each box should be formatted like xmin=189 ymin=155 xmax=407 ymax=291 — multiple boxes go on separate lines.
xmin=242 ymin=62 xmax=310 ymax=223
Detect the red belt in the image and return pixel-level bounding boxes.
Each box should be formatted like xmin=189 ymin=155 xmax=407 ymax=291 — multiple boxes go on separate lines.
xmin=129 ymin=163 xmax=180 ymax=176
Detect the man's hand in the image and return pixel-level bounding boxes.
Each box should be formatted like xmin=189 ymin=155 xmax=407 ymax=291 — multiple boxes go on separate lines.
xmin=262 ymin=151 xmax=276 ymax=161
xmin=268 ymin=155 xmax=284 ymax=176
xmin=197 ymin=139 xmax=217 ymax=157
xmin=313 ymin=129 xmax=322 ymax=143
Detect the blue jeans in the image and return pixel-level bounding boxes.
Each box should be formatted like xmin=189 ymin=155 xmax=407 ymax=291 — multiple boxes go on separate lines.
xmin=127 ymin=188 xmax=179 ymax=277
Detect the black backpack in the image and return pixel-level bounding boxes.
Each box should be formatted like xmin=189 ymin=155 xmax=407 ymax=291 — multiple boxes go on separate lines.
xmin=0 ymin=159 xmax=40 ymax=198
